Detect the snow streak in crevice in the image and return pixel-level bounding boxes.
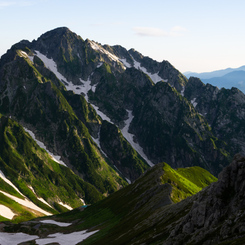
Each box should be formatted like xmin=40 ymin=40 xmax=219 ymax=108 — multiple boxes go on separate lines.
xmin=132 ymin=57 xmax=167 ymax=84
xmin=24 ymin=127 xmax=67 ymax=167
xmin=121 ymin=110 xmax=154 ymax=167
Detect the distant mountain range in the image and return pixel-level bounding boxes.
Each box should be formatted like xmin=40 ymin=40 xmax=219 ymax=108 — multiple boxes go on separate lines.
xmin=0 ymin=27 xmax=245 ymax=244
xmin=184 ymin=66 xmax=245 ymax=93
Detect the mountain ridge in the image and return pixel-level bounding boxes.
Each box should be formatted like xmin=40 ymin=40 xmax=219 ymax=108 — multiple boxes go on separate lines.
xmin=0 ymin=27 xmax=245 ymax=227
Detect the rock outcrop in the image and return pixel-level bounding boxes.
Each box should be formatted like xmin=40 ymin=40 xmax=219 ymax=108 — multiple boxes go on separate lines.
xmin=167 ymin=154 xmax=245 ymax=245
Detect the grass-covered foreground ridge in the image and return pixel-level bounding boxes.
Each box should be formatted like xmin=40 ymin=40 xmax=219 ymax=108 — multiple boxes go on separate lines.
xmin=27 ymin=162 xmax=216 ymax=244
xmin=0 ymin=114 xmax=103 ymax=223
xmin=3 ymin=155 xmax=245 ymax=245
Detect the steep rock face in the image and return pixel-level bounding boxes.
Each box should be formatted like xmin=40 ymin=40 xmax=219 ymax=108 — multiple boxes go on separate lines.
xmin=0 ymin=47 xmax=127 ymax=196
xmin=131 ymin=81 xmax=229 ymax=175
xmin=185 ymin=77 xmax=245 ymax=155
xmin=99 ymin=120 xmax=149 ymax=182
xmin=167 ymin=154 xmax=245 ymax=245
xmin=128 ymin=48 xmax=187 ymax=92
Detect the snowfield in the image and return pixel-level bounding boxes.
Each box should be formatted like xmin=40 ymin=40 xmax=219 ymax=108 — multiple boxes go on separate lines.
xmin=0 ymin=190 xmax=52 ymax=216
xmin=0 ymin=205 xmax=15 ymax=219
xmin=0 ymin=170 xmax=51 ymax=218
xmin=0 ymin=229 xmax=98 ymax=245
xmin=0 ymin=232 xmax=39 ymax=245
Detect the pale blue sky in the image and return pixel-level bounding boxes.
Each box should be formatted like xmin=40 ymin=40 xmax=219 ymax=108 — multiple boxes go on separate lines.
xmin=0 ymin=0 xmax=244 ymax=73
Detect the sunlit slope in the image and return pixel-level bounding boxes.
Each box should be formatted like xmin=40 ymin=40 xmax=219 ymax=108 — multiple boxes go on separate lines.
xmin=0 ymin=115 xmax=103 ymax=223
xmin=49 ymin=162 xmax=217 ymax=244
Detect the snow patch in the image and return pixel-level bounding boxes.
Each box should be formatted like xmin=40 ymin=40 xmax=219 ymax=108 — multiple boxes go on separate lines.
xmin=58 ymin=201 xmax=73 ymax=210
xmin=0 ymin=205 xmax=15 ymax=219
xmin=132 ymin=58 xmax=166 ymax=84
xmin=191 ymin=98 xmax=198 ymax=108
xmin=0 ymin=170 xmax=23 ymax=195
xmin=40 ymin=220 xmax=72 ymax=227
xmin=80 ymin=198 xmax=85 ymax=205
xmin=121 ymin=110 xmax=154 ymax=167
xmin=37 ymin=197 xmax=52 ymax=208
xmin=35 ymin=51 xmax=68 ymax=83
xmin=92 ymin=104 xmax=112 ymax=123
xmin=34 ymin=51 xmax=113 ymax=124
xmin=0 ymin=190 xmax=51 ymax=216
xmin=125 ymin=178 xmax=131 ymax=184
xmin=97 ymin=62 xmax=103 ymax=68
xmin=119 ymin=58 xmax=131 ymax=68
xmin=35 ymin=230 xmax=99 ymax=245
xmin=20 ymin=51 xmax=28 ymax=58
xmin=28 ymin=186 xmax=52 ymax=208
xmin=0 ymin=230 xmax=98 ymax=245
xmin=24 ymin=127 xmax=67 ymax=167
xmin=181 ymin=86 xmax=185 ymax=96
xmin=89 ymin=41 xmax=126 ymax=69
xmin=0 ymin=232 xmax=38 ymax=245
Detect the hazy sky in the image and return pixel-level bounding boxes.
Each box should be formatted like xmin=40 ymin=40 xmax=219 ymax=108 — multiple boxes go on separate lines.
xmin=0 ymin=0 xmax=244 ymax=73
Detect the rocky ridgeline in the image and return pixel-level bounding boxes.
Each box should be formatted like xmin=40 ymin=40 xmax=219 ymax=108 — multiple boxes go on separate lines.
xmin=185 ymin=77 xmax=245 ymax=156
xmin=167 ymin=154 xmax=245 ymax=245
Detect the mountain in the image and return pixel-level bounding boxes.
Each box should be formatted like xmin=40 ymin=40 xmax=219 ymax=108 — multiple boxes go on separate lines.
xmin=202 ymin=70 xmax=245 ymax=93
xmin=0 ymin=27 xmax=245 ymax=224
xmin=184 ymin=65 xmax=245 ymax=79
xmin=2 ymin=154 xmax=245 ymax=245
xmin=184 ymin=66 xmax=245 ymax=94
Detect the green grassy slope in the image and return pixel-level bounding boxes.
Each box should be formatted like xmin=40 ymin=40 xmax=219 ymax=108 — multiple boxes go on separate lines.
xmin=0 ymin=115 xmax=103 ymax=222
xmin=43 ymin=162 xmax=217 ymax=244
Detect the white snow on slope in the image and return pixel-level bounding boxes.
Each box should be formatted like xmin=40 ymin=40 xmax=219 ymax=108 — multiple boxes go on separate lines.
xmin=34 ymin=51 xmax=112 ymax=123
xmin=35 ymin=230 xmax=99 ymax=245
xmin=121 ymin=110 xmax=154 ymax=167
xmin=132 ymin=58 xmax=166 ymax=84
xmin=0 ymin=205 xmax=15 ymax=219
xmin=0 ymin=230 xmax=98 ymax=245
xmin=28 ymin=186 xmax=52 ymax=208
xmin=33 ymin=51 xmax=153 ymax=170
xmin=0 ymin=171 xmax=51 ymax=218
xmin=92 ymin=135 xmax=109 ymax=158
xmin=35 ymin=51 xmax=68 ymax=83
xmin=0 ymin=232 xmax=39 ymax=245
xmin=24 ymin=127 xmax=67 ymax=166
xmin=89 ymin=40 xmax=125 ymax=68
xmin=58 ymin=201 xmax=73 ymax=210
xmin=40 ymin=220 xmax=72 ymax=227
xmin=119 ymin=58 xmax=131 ymax=68
xmin=0 ymin=170 xmax=23 ymax=195
xmin=0 ymin=190 xmax=51 ymax=216
xmin=20 ymin=51 xmax=28 ymax=58
xmin=181 ymin=86 xmax=185 ymax=96
xmin=191 ymin=98 xmax=198 ymax=108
